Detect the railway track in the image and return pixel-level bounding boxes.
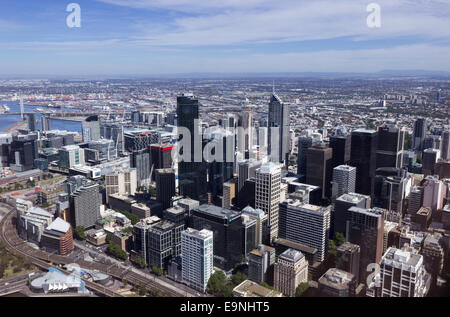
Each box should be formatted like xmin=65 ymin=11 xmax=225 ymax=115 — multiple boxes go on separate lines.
xmin=0 ymin=204 xmax=181 ymax=297
xmin=0 ymin=204 xmax=120 ymax=297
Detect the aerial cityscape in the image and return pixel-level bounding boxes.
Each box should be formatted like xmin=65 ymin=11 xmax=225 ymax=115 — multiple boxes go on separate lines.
xmin=0 ymin=0 xmax=449 ymax=305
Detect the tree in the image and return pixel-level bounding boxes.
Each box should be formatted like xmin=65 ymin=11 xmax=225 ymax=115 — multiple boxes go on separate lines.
xmin=135 ymin=256 xmax=147 ymax=269
xmin=138 ymin=284 xmax=147 ymax=296
xmin=106 ymin=233 xmax=113 ymax=244
xmin=73 ymin=226 xmax=86 ymax=240
xmin=151 ymin=266 xmax=163 ymax=276
xmin=207 ymin=271 xmax=227 ymax=296
xmin=231 ymin=271 xmax=247 ymax=287
xmin=335 ymin=232 xmax=345 ymax=246
xmin=329 ymin=240 xmax=337 ymax=257
xmin=259 ymin=282 xmax=275 ymax=290
xmin=107 ymin=242 xmax=128 ymax=260
xmin=295 ymin=282 xmax=309 ymax=297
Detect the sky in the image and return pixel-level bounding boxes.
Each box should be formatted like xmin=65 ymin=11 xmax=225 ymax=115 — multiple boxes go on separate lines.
xmin=0 ymin=0 xmax=450 ymax=76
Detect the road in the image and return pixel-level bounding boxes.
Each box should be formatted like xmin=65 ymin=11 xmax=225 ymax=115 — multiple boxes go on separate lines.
xmin=0 ymin=274 xmax=28 ymax=296
xmin=73 ymin=241 xmax=200 ymax=297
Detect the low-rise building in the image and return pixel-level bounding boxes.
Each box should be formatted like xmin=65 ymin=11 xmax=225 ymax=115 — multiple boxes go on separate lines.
xmin=318 ymin=268 xmax=356 ymax=297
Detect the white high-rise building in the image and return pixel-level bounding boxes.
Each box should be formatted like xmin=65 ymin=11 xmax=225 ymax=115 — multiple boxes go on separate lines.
xmin=332 ymin=165 xmax=356 ymax=200
xmin=181 ymin=228 xmax=214 ymax=293
xmin=380 ymin=247 xmax=428 ymax=297
xmin=279 ymin=199 xmax=331 ymax=262
xmin=255 ymin=162 xmax=282 ymax=243
xmin=105 ymin=167 xmax=137 ymax=203
xmin=423 ymin=175 xmax=447 ymax=215
xmin=58 ymin=145 xmax=85 ymax=169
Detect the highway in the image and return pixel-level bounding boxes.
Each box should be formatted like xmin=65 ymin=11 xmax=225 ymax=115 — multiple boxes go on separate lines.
xmin=0 ymin=203 xmax=196 ymax=297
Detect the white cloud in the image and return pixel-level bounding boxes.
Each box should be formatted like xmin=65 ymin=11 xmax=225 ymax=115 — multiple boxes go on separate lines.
xmin=98 ymin=0 xmax=450 ymax=46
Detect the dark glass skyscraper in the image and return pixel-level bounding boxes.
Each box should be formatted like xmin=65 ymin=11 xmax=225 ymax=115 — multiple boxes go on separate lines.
xmin=350 ymin=129 xmax=378 ymax=197
xmin=297 ymin=136 xmax=313 ymax=176
xmin=376 ymin=125 xmax=404 ymax=169
xmin=177 ymin=94 xmax=207 ymax=203
xmin=306 ymin=143 xmax=333 ymax=199
xmin=329 ymin=134 xmax=351 ymax=169
xmin=268 ymin=93 xmax=290 ymax=165
xmin=155 ymin=168 xmax=176 ymax=211
xmin=412 ymin=118 xmax=427 ymax=151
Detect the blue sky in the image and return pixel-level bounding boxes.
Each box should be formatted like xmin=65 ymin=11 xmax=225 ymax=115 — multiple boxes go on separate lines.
xmin=1 ymin=0 xmax=450 ymax=76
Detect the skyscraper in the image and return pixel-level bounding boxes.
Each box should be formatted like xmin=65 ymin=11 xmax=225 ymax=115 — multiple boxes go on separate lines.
xmin=297 ymin=136 xmax=313 ymax=176
xmin=189 ymin=204 xmax=256 ymax=270
xmin=26 ymin=113 xmax=37 ymax=132
xmin=333 ymin=193 xmax=371 ymax=238
xmin=412 ymin=118 xmax=427 ymax=151
xmin=40 ymin=115 xmax=51 ymax=131
xmin=237 ymin=110 xmax=253 ymax=153
xmin=82 ymin=115 xmax=101 ymax=142
xmin=373 ymin=168 xmax=407 ymax=215
xmin=181 ymin=228 xmax=214 ymax=293
xmin=422 ymin=148 xmax=440 ymax=176
xmin=331 ymin=165 xmax=356 ymax=201
xmin=238 ymin=159 xmax=261 ymax=197
xmin=422 ymin=175 xmax=447 ymax=216
xmin=347 ymin=206 xmax=385 ymax=283
xmin=69 ymin=182 xmax=101 ymax=229
xmin=441 ymin=130 xmax=450 ymax=161
xmin=130 ymin=149 xmax=151 ymax=187
xmin=274 ymin=249 xmax=308 ymax=297
xmin=408 ymin=186 xmax=424 ymax=215
xmin=306 ymin=143 xmax=333 ymax=199
xmin=329 ymin=134 xmax=351 ymax=168
xmin=278 ymin=199 xmax=331 ymax=262
xmin=379 ymin=247 xmax=428 ymax=297
xmin=177 ymin=94 xmax=207 ymax=203
xmin=268 ymin=93 xmax=290 ymax=165
xmin=255 ymin=162 xmax=282 ymax=243
xmin=350 ymin=129 xmax=378 ymax=197
xmin=376 ymin=125 xmax=405 ymax=169
xmin=155 ymin=168 xmax=176 ymax=210
xmin=336 ymin=242 xmax=361 ymax=284
xmin=105 ymin=167 xmax=137 ymax=203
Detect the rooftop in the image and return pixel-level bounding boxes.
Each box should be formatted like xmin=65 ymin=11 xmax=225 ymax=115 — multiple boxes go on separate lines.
xmin=46 ymin=217 xmax=71 ymax=234
xmin=183 ymin=228 xmax=213 ymax=240
xmin=279 ymin=248 xmax=304 ymax=263
xmin=233 ymin=280 xmax=282 ymax=297
xmin=382 ymin=247 xmax=422 ymax=268
xmin=336 ymin=192 xmax=369 ymax=204
xmin=258 ymin=162 xmax=282 ymax=174
xmin=319 ymin=268 xmax=355 ymax=290
xmin=195 ymin=204 xmax=241 ymax=220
